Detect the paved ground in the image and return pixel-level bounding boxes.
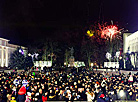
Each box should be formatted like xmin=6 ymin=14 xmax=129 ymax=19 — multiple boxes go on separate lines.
xmin=1 ymin=68 xmax=138 ymax=76
xmin=93 ymin=69 xmax=138 ymax=76
xmin=0 ymin=69 xmax=24 ymax=73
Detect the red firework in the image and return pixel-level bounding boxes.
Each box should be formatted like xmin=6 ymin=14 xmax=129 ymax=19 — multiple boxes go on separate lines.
xmin=87 ymin=22 xmax=124 ymax=42
xmin=100 ymin=25 xmax=119 ymax=40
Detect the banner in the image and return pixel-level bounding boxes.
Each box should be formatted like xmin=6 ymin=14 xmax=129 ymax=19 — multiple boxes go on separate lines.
xmin=74 ymin=61 xmax=85 ymax=67
xmin=34 ymin=61 xmax=52 ymax=67
xmin=104 ymin=62 xmax=119 ymax=68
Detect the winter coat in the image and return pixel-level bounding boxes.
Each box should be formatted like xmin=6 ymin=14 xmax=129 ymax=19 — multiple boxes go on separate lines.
xmin=42 ymin=96 xmax=47 ymax=102
xmin=16 ymin=95 xmax=25 ymax=102
xmin=86 ymin=92 xmax=95 ymax=102
xmin=97 ymin=98 xmax=106 ymax=102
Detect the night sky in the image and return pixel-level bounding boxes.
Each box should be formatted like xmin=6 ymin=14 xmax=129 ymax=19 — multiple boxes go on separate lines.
xmin=0 ymin=0 xmax=138 ymax=46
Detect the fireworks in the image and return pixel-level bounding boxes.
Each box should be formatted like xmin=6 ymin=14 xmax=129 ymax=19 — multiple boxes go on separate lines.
xmin=100 ymin=25 xmax=119 ymax=40
xmin=98 ymin=22 xmax=124 ymax=41
xmin=87 ymin=30 xmax=94 ymax=37
xmin=86 ymin=22 xmax=125 ymax=41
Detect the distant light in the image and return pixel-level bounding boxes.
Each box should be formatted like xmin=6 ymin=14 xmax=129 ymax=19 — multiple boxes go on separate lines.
xmin=64 ymin=62 xmax=66 ymax=65
xmin=106 ymin=52 xmax=112 ymax=60
xmin=28 ymin=53 xmax=31 ymax=56
xmin=19 ymin=49 xmax=24 ymax=54
xmin=91 ymin=63 xmax=93 ymax=67
xmin=87 ymin=30 xmax=94 ymax=37
xmin=128 ymin=51 xmax=131 ymax=54
xmin=116 ymin=51 xmax=120 ymax=58
xmin=34 ymin=53 xmax=39 ymax=59
xmin=119 ymin=56 xmax=122 ymax=60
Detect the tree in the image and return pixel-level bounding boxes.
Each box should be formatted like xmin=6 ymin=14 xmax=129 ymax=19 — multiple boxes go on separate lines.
xmin=42 ymin=42 xmax=50 ymax=61
xmin=49 ymin=41 xmax=59 ymax=62
xmin=64 ymin=49 xmax=70 ymax=67
xmin=81 ymin=23 xmax=108 ymax=66
xmin=41 ymin=39 xmax=61 ymax=66
xmin=9 ymin=47 xmax=26 ymax=69
xmin=81 ymin=37 xmax=97 ymax=67
xmin=25 ymin=55 xmax=34 ymax=69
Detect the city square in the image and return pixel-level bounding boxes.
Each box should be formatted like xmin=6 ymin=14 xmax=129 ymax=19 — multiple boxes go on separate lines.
xmin=0 ymin=0 xmax=138 ymax=102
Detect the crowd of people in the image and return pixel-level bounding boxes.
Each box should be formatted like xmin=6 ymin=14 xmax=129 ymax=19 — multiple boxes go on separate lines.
xmin=0 ymin=67 xmax=138 ymax=102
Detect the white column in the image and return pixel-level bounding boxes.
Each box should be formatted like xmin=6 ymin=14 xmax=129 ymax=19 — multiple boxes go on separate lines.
xmin=1 ymin=46 xmax=4 ymax=67
xmin=5 ymin=47 xmax=8 ymax=67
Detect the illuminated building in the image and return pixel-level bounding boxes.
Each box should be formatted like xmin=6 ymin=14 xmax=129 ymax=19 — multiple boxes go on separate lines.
xmin=0 ymin=38 xmax=27 ymax=67
xmin=123 ymin=31 xmax=138 ymax=68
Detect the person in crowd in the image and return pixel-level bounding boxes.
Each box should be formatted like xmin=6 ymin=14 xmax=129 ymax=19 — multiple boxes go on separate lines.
xmin=10 ymin=97 xmax=16 ymax=102
xmin=25 ymin=92 xmax=31 ymax=102
xmin=1 ymin=67 xmax=138 ymax=101
xmin=97 ymin=94 xmax=106 ymax=102
xmin=86 ymin=88 xmax=95 ymax=101
xmin=42 ymin=92 xmax=48 ymax=102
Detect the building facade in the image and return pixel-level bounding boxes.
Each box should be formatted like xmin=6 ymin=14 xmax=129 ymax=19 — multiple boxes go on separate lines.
xmin=123 ymin=31 xmax=138 ymax=68
xmin=0 ymin=38 xmax=27 ymax=67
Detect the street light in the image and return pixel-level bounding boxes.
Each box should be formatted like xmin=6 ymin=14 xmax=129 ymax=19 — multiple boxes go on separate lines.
xmin=19 ymin=48 xmax=24 ymax=55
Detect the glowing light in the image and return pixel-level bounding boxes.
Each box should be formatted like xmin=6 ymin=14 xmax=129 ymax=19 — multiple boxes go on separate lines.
xmin=116 ymin=51 xmax=120 ymax=58
xmin=19 ymin=49 xmax=24 ymax=55
xmin=119 ymin=56 xmax=122 ymax=60
xmin=64 ymin=62 xmax=66 ymax=65
xmin=119 ymin=90 xmax=125 ymax=98
xmin=87 ymin=30 xmax=94 ymax=37
xmin=34 ymin=53 xmax=39 ymax=59
xmin=101 ymin=25 xmax=119 ymax=40
xmin=28 ymin=53 xmax=31 ymax=56
xmin=31 ymin=54 xmax=34 ymax=59
xmin=106 ymin=52 xmax=112 ymax=60
xmin=90 ymin=63 xmax=93 ymax=67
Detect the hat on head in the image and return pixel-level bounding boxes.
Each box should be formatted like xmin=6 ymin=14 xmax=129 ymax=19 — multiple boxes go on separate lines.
xmin=12 ymin=97 xmax=15 ymax=100
xmin=96 ymin=81 xmax=100 ymax=85
xmin=27 ymin=92 xmax=31 ymax=96
xmin=99 ymin=94 xmax=105 ymax=98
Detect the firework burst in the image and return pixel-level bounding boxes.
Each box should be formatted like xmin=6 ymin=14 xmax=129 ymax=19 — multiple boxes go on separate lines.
xmin=98 ymin=22 xmax=124 ymax=41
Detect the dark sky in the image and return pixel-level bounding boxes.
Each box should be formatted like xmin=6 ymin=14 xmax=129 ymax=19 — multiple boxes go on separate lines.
xmin=0 ymin=0 xmax=138 ymax=46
